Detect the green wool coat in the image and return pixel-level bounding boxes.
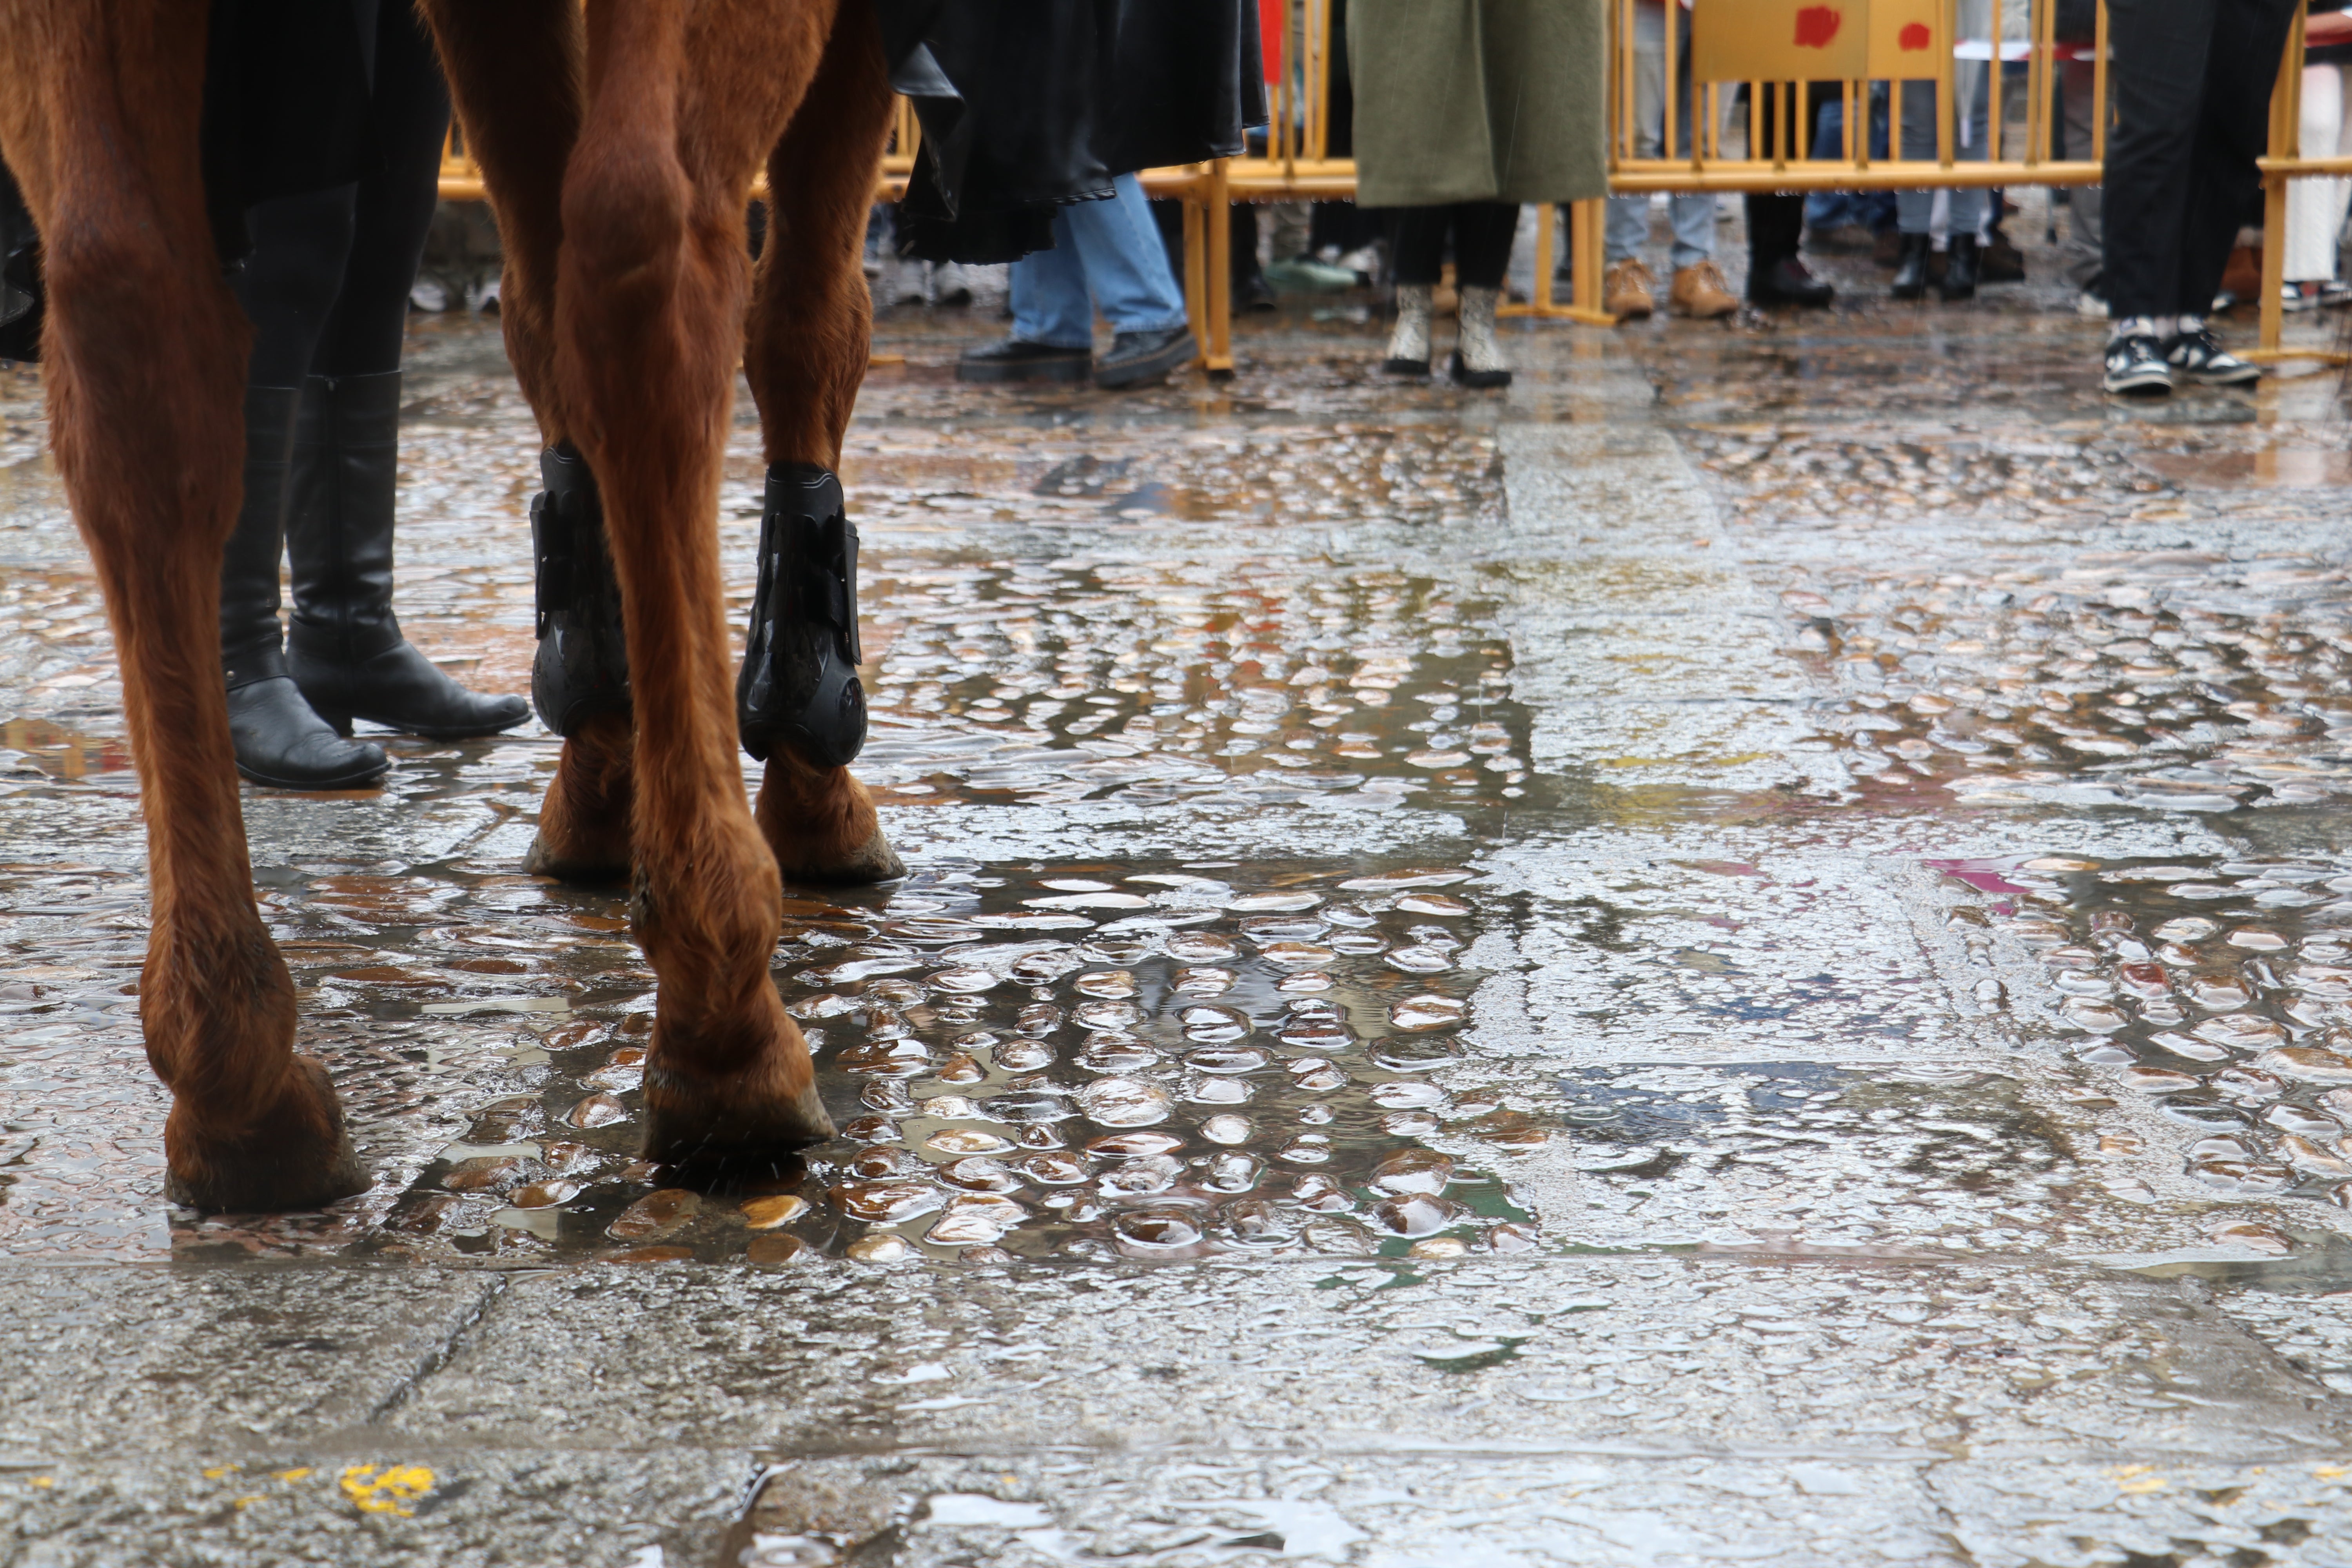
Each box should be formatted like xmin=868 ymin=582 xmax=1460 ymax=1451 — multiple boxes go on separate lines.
xmin=1348 ymin=0 xmax=1609 ymax=208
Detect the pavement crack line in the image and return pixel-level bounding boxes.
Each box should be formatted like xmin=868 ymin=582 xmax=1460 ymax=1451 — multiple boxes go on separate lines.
xmin=362 ymin=1271 xmax=511 ymax=1426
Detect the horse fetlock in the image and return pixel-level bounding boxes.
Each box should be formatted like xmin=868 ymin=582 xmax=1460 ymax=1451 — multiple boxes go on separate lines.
xmin=525 ymin=712 xmax=635 ymax=882
xmin=757 ymin=754 xmax=902 ymax=886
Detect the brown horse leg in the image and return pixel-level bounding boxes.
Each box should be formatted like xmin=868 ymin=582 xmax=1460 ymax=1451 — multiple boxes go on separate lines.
xmin=0 ymin=4 xmax=362 ymax=1209
xmin=422 ymin=0 xmax=633 ymax=883
xmin=554 ymin=0 xmax=840 ymax=1165
xmin=742 ymin=7 xmax=903 ymax=887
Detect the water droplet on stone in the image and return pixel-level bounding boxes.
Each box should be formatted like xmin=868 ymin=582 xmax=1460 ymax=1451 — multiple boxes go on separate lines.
xmin=939 ymin=1157 xmax=1022 ymax=1193
xmin=1390 ymin=994 xmax=1466 ymax=1031
xmin=1370 ymin=1149 xmax=1455 ymax=1196
xmin=741 ymin=1194 xmax=808 ymax=1229
xmin=1278 ymin=1134 xmax=1334 ymax=1165
xmin=567 ymin=1093 xmax=628 ymax=1129
xmin=1489 ymin=1221 xmax=1539 ymax=1253
xmin=749 ymin=1234 xmax=810 ymax=1265
xmin=1018 ymin=1151 xmax=1090 ymax=1185
xmin=847 ymin=1233 xmax=913 ymax=1263
xmin=608 ymin=1188 xmax=698 ymax=1241
xmin=834 ymin=1181 xmax=946 ymax=1224
xmin=1114 ymin=1206 xmax=1204 ymax=1249
xmin=1372 ymin=1194 xmax=1456 ymax=1236
xmin=511 ymin=1179 xmax=578 ymax=1209
xmin=1076 ymin=1076 xmax=1173 ymax=1127
xmin=1200 ymin=1113 xmax=1253 ymax=1145
xmin=926 ymin=1194 xmax=1027 ymax=1245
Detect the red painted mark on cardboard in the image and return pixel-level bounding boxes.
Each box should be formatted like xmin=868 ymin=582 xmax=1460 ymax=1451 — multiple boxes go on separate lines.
xmin=1793 ymin=5 xmax=1844 ymax=46
xmin=1898 ymin=21 xmax=1932 ymax=49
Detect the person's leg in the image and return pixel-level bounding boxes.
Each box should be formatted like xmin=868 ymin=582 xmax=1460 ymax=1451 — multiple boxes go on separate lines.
xmin=1450 ymin=201 xmax=1519 ymax=290
xmin=1008 ymin=211 xmax=1097 ymax=348
xmin=2286 ymin=63 xmax=2343 ymax=283
xmin=2059 ymin=59 xmax=2105 ymax=289
xmin=2102 ymin=0 xmax=2215 ymax=322
xmin=1448 ymin=203 xmax=1516 ymax=386
xmin=1606 ymin=1 xmax=1666 ymax=270
xmin=284 ymin=0 xmax=527 ymax=739
xmin=1058 ymin=171 xmax=1189 ymax=335
xmin=1388 ymin=206 xmax=1448 ymax=285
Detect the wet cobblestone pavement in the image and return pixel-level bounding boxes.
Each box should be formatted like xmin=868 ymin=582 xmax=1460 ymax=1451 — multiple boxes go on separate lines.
xmin=10 ymin=200 xmax=2352 ymax=1563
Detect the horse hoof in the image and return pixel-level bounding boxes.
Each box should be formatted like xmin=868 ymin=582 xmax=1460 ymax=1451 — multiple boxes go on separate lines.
xmin=641 ymin=1071 xmax=834 ymax=1174
xmin=777 ymin=822 xmax=904 ymax=887
xmin=523 ymin=831 xmax=630 ymax=884
xmin=162 ymin=1056 xmax=370 ymax=1213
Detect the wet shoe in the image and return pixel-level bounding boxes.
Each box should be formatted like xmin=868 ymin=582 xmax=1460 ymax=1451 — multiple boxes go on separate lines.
xmin=2102 ymin=331 xmax=2172 ymax=396
xmin=284 ymin=372 xmax=531 ymax=739
xmin=2076 ymin=275 xmax=2111 ymax=319
xmin=1938 ymin=234 xmax=1980 ymax=301
xmin=1449 ymin=285 xmax=1512 ymax=388
xmin=956 ymin=338 xmax=1091 ymax=383
xmin=1383 ymin=283 xmax=1433 ymax=376
xmin=739 ymin=464 xmax=867 ymax=768
xmin=1668 ymin=260 xmax=1738 ymax=319
xmin=1237 ymin=269 xmax=1279 ymax=313
xmin=2165 ymin=323 xmax=2260 ymax=386
xmin=1890 ymin=234 xmax=1931 ymax=300
xmin=1980 ymin=231 xmax=2025 ymax=282
xmin=1749 ymin=256 xmax=1834 ymax=307
xmin=1603 ymin=258 xmax=1655 ymax=319
xmin=1094 ymin=326 xmax=1195 ymax=389
xmin=227 ymin=673 xmax=388 ymax=789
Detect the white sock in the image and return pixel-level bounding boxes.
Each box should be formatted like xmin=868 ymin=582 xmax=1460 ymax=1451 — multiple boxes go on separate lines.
xmin=2173 ymin=314 xmax=2203 ymax=337
xmin=2111 ymin=315 xmax=2162 ymax=341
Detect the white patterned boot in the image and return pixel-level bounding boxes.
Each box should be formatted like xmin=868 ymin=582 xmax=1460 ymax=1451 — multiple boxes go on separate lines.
xmin=1451 ymin=285 xmax=1512 ymax=388
xmin=1383 ymin=283 xmax=1433 ymax=376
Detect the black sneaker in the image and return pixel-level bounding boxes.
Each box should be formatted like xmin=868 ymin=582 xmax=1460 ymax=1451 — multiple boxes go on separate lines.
xmin=2102 ymin=333 xmax=2172 ymax=396
xmin=1094 ymin=326 xmax=1196 ymax=389
xmin=2165 ymin=325 xmax=2261 ymax=387
xmin=956 ymin=338 xmax=1091 ymax=383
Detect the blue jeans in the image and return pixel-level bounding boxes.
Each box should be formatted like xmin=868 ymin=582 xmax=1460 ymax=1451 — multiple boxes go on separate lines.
xmin=1011 ymin=173 xmax=1191 ymax=349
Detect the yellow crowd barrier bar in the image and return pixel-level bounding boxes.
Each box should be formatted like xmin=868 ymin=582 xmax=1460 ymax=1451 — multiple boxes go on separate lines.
xmin=438 ymin=0 xmax=2351 ymax=370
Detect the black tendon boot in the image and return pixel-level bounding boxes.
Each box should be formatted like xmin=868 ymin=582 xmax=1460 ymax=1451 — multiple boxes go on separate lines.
xmin=738 ymin=464 xmax=867 ymax=768
xmin=221 ymin=384 xmax=389 ymax=790
xmin=285 ymin=372 xmax=530 ymax=737
xmin=528 ymin=442 xmax=632 ymax=737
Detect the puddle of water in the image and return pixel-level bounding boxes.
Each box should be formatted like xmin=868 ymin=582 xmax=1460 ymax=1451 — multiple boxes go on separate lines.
xmin=1944 ymin=853 xmax=2352 ymax=1221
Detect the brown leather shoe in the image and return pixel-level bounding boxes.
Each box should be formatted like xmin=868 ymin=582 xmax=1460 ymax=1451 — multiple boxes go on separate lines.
xmin=1670 ymin=260 xmax=1739 ymax=319
xmin=1603 ymin=258 xmax=1656 ymax=319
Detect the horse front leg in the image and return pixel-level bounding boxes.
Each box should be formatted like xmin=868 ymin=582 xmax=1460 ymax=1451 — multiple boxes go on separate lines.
xmin=742 ymin=1 xmax=903 ymax=887
xmin=0 ymin=1 xmax=363 ymax=1209
xmin=553 ymin=0 xmax=837 ymax=1166
xmin=423 ymin=0 xmax=638 ymax=884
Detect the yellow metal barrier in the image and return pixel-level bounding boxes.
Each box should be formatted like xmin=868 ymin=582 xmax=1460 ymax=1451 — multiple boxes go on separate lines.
xmin=438 ymin=0 xmax=2351 ymax=369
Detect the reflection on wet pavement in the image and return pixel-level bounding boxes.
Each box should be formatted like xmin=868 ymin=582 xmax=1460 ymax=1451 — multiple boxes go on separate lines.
xmin=9 ymin=199 xmax=2352 ymax=1557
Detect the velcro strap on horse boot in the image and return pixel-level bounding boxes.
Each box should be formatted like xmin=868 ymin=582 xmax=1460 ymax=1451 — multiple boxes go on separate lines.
xmin=529 ymin=442 xmax=632 ymax=737
xmin=737 ymin=463 xmax=867 ymax=768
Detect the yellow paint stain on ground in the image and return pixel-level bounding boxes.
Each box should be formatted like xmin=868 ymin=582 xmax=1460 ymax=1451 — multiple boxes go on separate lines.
xmin=28 ymin=1477 xmax=52 ymax=1489
xmin=340 ymin=1464 xmax=436 ymax=1517
xmin=201 ymin=1465 xmax=239 ymax=1480
xmin=2118 ymin=1476 xmax=2167 ymax=1495
xmin=276 ymin=1468 xmax=313 ymax=1483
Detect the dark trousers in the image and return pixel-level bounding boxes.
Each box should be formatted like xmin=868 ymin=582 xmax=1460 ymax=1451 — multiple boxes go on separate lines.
xmin=233 ymin=0 xmax=449 ymax=384
xmin=2102 ymin=0 xmax=2299 ymax=318
xmin=1389 ymin=202 xmax=1519 ymax=289
xmin=1742 ymin=81 xmax=1839 ymax=269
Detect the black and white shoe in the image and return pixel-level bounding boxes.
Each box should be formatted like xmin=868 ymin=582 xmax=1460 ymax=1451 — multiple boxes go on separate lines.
xmin=2165 ymin=325 xmax=2261 ymax=387
xmin=2101 ymin=333 xmax=2172 ymax=396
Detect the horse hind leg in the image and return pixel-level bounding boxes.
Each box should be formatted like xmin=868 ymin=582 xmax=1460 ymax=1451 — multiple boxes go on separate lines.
xmin=0 ymin=2 xmax=363 ymax=1209
xmin=741 ymin=5 xmax=903 ymax=887
xmin=555 ymin=0 xmax=838 ymax=1167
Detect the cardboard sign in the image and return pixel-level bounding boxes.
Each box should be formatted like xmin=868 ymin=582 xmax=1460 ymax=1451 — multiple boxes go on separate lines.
xmin=1868 ymin=0 xmax=1946 ymax=80
xmin=1691 ymin=0 xmax=1871 ymax=82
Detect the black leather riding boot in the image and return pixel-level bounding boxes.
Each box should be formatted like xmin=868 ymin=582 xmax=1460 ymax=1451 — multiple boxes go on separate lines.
xmin=738 ymin=463 xmax=867 ymax=768
xmin=285 ymin=371 xmax=530 ymax=738
xmin=529 ymin=441 xmax=632 ymax=736
xmin=221 ymin=384 xmax=389 ymax=790
xmin=1891 ymin=233 xmax=1931 ymax=300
